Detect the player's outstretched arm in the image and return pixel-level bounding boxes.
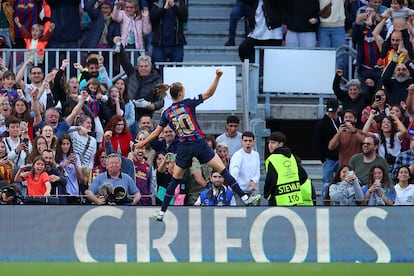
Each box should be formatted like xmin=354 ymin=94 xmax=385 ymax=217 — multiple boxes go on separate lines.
xmin=202 ymin=69 xmax=223 ymax=101
xmin=135 ymin=125 xmax=164 ymax=149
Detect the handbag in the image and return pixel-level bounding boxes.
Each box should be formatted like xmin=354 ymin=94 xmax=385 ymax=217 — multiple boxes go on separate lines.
xmin=319 ymin=1 xmax=332 ymax=19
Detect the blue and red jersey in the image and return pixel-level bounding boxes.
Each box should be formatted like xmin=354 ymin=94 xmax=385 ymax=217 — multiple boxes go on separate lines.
xmin=159 ymin=94 xmax=206 ymax=142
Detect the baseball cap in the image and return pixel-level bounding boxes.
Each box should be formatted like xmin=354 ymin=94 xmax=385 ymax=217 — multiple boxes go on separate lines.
xmin=326 ymin=99 xmax=339 ymax=112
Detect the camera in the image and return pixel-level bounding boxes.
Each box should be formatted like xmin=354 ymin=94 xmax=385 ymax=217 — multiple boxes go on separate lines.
xmin=106 ymin=186 xmax=128 ymax=205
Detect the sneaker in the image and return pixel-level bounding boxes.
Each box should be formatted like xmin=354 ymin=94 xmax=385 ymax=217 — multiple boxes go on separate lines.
xmin=224 ymin=39 xmax=235 ymax=46
xmin=152 ymin=212 xmax=164 ymax=221
xmin=243 ymin=194 xmax=261 ymax=205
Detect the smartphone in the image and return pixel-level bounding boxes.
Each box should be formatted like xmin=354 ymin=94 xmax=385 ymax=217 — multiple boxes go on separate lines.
xmin=375 ymin=94 xmax=381 ymax=101
xmin=167 ymin=154 xmax=175 ymax=162
xmin=21 ymin=138 xmax=29 ymax=143
xmin=347 ymin=171 xmax=354 ymax=178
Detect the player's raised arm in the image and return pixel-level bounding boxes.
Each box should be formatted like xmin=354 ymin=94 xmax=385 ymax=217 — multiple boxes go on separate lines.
xmin=202 ymin=69 xmax=223 ymax=101
xmin=135 ymin=125 xmax=164 ymax=148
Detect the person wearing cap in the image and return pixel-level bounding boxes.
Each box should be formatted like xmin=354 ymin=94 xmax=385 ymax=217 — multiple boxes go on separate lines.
xmin=333 ymin=70 xmax=373 ymax=128
xmin=314 ymin=98 xmax=342 ymax=204
xmin=264 ymin=131 xmax=310 ymax=206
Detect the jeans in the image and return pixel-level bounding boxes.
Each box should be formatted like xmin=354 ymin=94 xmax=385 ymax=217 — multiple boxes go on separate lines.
xmin=228 ymin=1 xmax=252 ymax=40
xmin=285 ymin=31 xmax=317 ymax=48
xmin=318 ymin=158 xmax=339 ymax=205
xmin=0 ymin=28 xmax=12 ymax=68
xmin=152 ymin=46 xmax=184 ymax=63
xmin=318 ymin=26 xmax=346 ymax=70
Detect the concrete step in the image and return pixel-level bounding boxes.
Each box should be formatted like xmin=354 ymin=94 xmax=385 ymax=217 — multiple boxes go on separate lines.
xmin=183 ymin=46 xmax=240 ymax=62
xmin=189 ymin=5 xmax=232 ymax=19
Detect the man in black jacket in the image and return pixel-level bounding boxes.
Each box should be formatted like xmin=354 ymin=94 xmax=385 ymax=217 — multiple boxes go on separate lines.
xmin=314 ymin=99 xmax=342 ymax=204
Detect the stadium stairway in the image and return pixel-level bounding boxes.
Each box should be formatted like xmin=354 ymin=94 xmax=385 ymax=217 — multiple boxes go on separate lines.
xmin=184 ymin=0 xmax=244 ymax=62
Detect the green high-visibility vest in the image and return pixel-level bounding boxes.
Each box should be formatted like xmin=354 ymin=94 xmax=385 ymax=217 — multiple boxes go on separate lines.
xmin=297 ymin=179 xmax=314 ymax=206
xmin=265 ymin=154 xmax=303 ymax=206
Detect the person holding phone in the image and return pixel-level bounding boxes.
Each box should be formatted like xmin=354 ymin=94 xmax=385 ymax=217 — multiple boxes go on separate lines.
xmin=361 ymin=89 xmax=391 ymax=131
xmin=3 ymin=117 xmax=32 ymax=168
xmin=325 ymin=165 xmax=364 ymax=206
xmin=362 ymin=164 xmax=395 ymax=205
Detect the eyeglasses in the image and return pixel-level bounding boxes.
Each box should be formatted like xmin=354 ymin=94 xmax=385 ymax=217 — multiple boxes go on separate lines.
xmin=365 ymin=9 xmax=376 ymax=13
xmin=362 ymin=142 xmax=373 ymax=146
xmin=31 ymin=71 xmax=43 ymax=75
xmin=116 ymin=123 xmax=124 ymax=126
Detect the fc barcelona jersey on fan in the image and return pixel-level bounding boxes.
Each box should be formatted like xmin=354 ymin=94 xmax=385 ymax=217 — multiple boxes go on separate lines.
xmin=159 ymin=94 xmax=206 ymax=142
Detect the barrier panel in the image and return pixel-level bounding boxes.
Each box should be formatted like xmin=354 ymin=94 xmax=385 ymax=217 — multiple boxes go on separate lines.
xmin=0 ymin=206 xmax=413 ymax=262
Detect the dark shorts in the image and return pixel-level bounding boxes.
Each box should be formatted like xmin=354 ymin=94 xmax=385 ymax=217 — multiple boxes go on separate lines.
xmin=175 ymin=139 xmax=215 ymax=169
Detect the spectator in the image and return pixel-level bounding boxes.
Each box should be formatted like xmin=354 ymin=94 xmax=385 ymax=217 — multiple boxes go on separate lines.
xmin=112 ymin=0 xmax=151 ymax=53
xmin=88 ymin=147 xmax=107 ymax=186
xmin=349 ymin=134 xmax=390 ymax=186
xmin=381 ymin=58 xmax=414 ymax=106
xmin=53 ymin=59 xmax=94 ymax=119
xmin=216 ymin=142 xmax=230 ymax=169
xmin=76 ymin=57 xmax=112 ymax=90
xmin=1 ymin=70 xmax=19 ymax=105
xmin=360 ymin=88 xmax=391 ymax=130
xmin=0 ymin=95 xmax=12 ymax=137
xmin=14 ymin=17 xmax=55 ymax=65
xmin=11 ymin=98 xmax=34 ymax=141
xmin=155 ymin=152 xmax=186 ymax=206
xmin=391 ymin=134 xmax=414 ymax=181
xmin=103 ymin=130 xmax=135 ymax=177
xmin=150 ymin=124 xmax=178 ymax=153
xmin=328 ymin=109 xmax=365 ymax=165
xmin=216 ymin=115 xmax=242 ymax=157
xmin=361 ymin=164 xmax=395 ymax=205
xmin=238 ymin=0 xmax=284 ymax=62
xmin=13 ymin=0 xmax=42 ymax=49
xmin=46 ymin=0 xmax=82 ymax=76
xmin=318 ymin=0 xmax=346 ymax=70
xmin=86 ymin=153 xmax=141 ymax=205
xmin=229 ymin=131 xmax=260 ymax=205
xmin=32 ymin=90 xmax=88 ymax=137
xmin=362 ymin=109 xmax=407 ymax=172
xmin=70 ymin=114 xmax=97 ymax=169
xmin=314 ymin=99 xmax=342 ymax=203
xmin=136 ymin=69 xmax=261 ymax=221
xmin=41 ymin=149 xmax=67 ymax=204
xmin=0 ymin=0 xmax=15 ymax=67
xmin=224 ymin=0 xmax=253 ymax=47
xmin=102 ymin=114 xmax=132 ymax=158
xmin=326 ymin=165 xmax=364 ymax=205
xmin=14 ymin=156 xmax=51 ymax=196
xmin=25 ymin=135 xmax=47 ymax=164
xmin=100 ymin=85 xmax=125 ymax=128
xmin=15 ymin=61 xmax=49 ymax=108
xmin=333 ymin=70 xmax=373 ymax=127
xmin=114 ymin=77 xmax=135 ymax=134
xmin=131 ymin=144 xmax=154 ymax=205
xmin=0 ymin=140 xmax=14 ymax=185
xmin=187 ymin=157 xmax=213 ymax=206
xmin=264 ymin=131 xmax=309 ymax=206
xmin=133 ymin=129 xmax=156 ymax=165
xmin=82 ymin=0 xmax=120 ymax=50
xmin=138 ymin=114 xmax=153 ymax=132
xmin=352 ymin=4 xmax=382 ymax=94
xmin=39 ymin=124 xmax=57 ymax=151
xmin=115 ymin=49 xmax=162 ymax=129
xmin=150 ymin=0 xmax=188 ymax=62
xmin=394 ymin=165 xmax=414 ymax=205
xmin=194 ymin=170 xmax=236 ymax=206
xmin=284 ymin=0 xmax=319 ymax=48
xmin=55 ymin=133 xmax=84 ymax=203
xmin=373 ymin=19 xmax=414 ymax=67
xmin=3 ymin=118 xmax=32 ymax=167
